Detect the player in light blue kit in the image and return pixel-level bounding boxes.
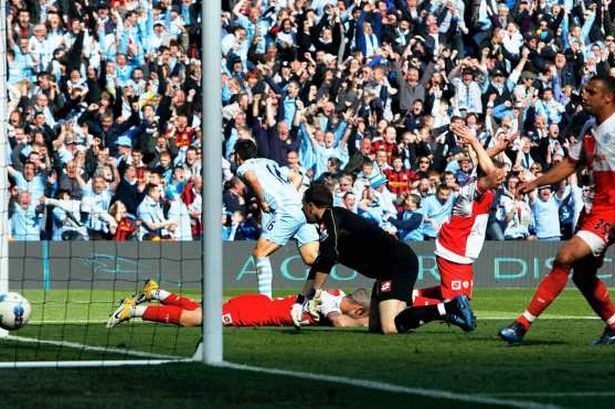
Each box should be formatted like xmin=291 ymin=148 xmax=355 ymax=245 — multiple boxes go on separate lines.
xmin=234 ymin=140 xmax=319 ymax=297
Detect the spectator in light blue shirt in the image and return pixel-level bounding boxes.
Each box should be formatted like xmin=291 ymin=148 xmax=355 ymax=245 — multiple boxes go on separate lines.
xmin=530 ymin=185 xmax=562 ymax=241
xmin=10 ymin=191 xmax=43 ymax=241
xmin=535 ymin=88 xmax=565 ymax=124
xmin=10 ymin=37 xmax=36 ymax=83
xmin=137 ymin=183 xmax=177 ymax=240
xmin=389 ymin=194 xmax=424 ymax=241
xmin=8 ymin=162 xmax=48 ymax=203
xmin=81 ymin=174 xmax=117 ymax=240
xmin=418 ymin=184 xmax=456 ymax=240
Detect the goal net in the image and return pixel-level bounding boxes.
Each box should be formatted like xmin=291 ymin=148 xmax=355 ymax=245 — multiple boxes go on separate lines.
xmin=1 ymin=242 xmax=202 ymax=367
xmin=0 ymin=1 xmax=223 ymax=367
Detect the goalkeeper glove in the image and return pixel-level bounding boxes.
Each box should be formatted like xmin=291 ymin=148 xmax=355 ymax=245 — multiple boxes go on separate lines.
xmin=290 ymin=288 xmax=323 ymax=329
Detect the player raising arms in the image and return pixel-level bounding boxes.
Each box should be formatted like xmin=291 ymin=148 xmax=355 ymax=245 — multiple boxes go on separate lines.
xmin=106 ymin=279 xmax=370 ymax=328
xmin=412 ymin=124 xmax=511 ymax=307
xmin=499 ymin=75 xmax=615 ymax=344
xmin=294 ymin=183 xmax=476 ymax=335
xmin=234 ymin=139 xmax=319 ymax=298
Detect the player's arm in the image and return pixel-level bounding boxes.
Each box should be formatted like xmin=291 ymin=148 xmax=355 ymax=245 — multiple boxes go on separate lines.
xmin=451 ymin=123 xmax=496 ymax=174
xmin=485 ymin=131 xmax=517 ymax=158
xmin=292 ymin=210 xmax=338 ymax=328
xmin=241 ymin=169 xmax=270 ymax=213
xmin=519 ymin=157 xmax=577 ymax=194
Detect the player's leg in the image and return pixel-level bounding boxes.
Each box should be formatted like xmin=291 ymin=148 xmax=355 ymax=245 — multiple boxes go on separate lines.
xmin=371 ymin=257 xmax=418 ymax=335
xmin=297 ymin=241 xmax=319 ymax=265
xmin=369 ymin=279 xmax=412 ymax=335
xmin=394 ymin=295 xmax=476 ymax=333
xmin=106 ymin=296 xmax=202 ymax=328
xmin=251 ymin=238 xmax=280 ymax=298
xmin=499 ymin=232 xmax=597 ymax=343
xmin=254 ymin=211 xmax=300 ymax=298
xmin=412 ymin=287 xmax=442 ymax=306
xmin=127 ymin=294 xmax=271 ymax=328
xmin=413 ymin=258 xmax=474 ymax=306
xmin=136 ymin=279 xmax=200 ymax=310
xmin=400 ymin=250 xmax=474 ymax=332
xmin=368 ymin=296 xmax=381 ymax=333
xmin=571 ymin=256 xmax=615 ymax=344
xmin=379 ymin=299 xmax=408 ymax=335
xmin=139 ymin=305 xmax=202 ymax=326
xmin=294 ymin=221 xmax=319 ymax=265
xmin=437 ymin=257 xmax=474 ymax=300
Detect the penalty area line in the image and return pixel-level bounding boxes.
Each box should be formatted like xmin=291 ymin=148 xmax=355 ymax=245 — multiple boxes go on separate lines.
xmin=219 ymin=361 xmax=561 ymax=409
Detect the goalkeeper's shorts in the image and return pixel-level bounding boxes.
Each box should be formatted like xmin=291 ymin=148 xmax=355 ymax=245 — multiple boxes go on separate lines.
xmin=370 ymin=260 xmax=417 ymax=304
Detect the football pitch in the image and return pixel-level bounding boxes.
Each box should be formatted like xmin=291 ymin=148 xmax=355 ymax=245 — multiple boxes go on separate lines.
xmin=1 ymin=288 xmax=615 ymax=409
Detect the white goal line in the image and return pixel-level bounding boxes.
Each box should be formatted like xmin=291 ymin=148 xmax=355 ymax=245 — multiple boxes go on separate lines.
xmin=478 ymin=392 xmax=615 ymax=398
xmin=0 ymin=335 xmax=190 ymax=368
xmin=217 ymin=361 xmax=561 ymax=409
xmin=479 ymin=316 xmax=600 ymax=320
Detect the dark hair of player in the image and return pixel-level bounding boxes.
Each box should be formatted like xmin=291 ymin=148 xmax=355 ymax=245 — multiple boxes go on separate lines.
xmin=234 ymin=139 xmax=258 ymax=161
xmin=590 ymin=74 xmax=615 ymax=95
xmin=303 ymin=183 xmax=333 ymax=207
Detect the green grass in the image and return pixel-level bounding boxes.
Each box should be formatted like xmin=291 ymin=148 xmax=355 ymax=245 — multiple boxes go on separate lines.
xmin=1 ymin=288 xmax=615 ymax=409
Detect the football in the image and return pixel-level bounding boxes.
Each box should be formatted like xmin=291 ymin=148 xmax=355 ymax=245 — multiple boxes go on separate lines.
xmin=0 ymin=292 xmax=32 ymax=330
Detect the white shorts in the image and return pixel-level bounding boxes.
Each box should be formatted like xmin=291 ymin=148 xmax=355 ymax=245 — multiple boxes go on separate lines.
xmin=260 ymin=209 xmax=318 ymax=247
xmin=576 ymin=230 xmax=607 ymax=257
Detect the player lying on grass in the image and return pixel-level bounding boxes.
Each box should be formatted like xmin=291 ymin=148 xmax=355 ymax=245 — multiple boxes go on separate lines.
xmin=412 ymin=124 xmax=512 ymax=307
xmin=106 ymin=279 xmax=370 ymax=328
xmin=294 ymin=183 xmax=476 ymax=335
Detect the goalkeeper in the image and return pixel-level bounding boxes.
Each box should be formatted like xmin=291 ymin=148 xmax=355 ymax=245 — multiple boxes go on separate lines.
xmin=106 ymin=280 xmax=370 ymax=328
xmin=294 ymin=183 xmax=476 ymax=334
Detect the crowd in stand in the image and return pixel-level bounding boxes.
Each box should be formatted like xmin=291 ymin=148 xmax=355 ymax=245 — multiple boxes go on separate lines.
xmin=5 ymin=0 xmax=615 ymax=242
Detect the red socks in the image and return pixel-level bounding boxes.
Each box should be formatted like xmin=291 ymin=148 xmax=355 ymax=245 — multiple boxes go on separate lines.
xmin=142 ymin=305 xmax=183 ymax=325
xmin=160 ymin=294 xmax=200 ymax=311
xmin=413 ymin=286 xmax=442 ymax=306
xmin=517 ymin=265 xmax=570 ymax=330
xmin=140 ymin=293 xmax=199 ymax=326
xmin=573 ymin=274 xmax=615 ymax=330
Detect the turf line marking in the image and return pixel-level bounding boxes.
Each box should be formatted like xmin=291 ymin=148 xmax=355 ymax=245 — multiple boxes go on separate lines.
xmin=479 ymin=392 xmax=615 ymax=398
xmin=28 ymin=320 xmax=108 ymax=324
xmin=6 ymin=335 xmax=185 ymax=360
xmin=219 ymin=361 xmax=560 ymax=409
xmin=479 ymin=316 xmax=599 ymax=320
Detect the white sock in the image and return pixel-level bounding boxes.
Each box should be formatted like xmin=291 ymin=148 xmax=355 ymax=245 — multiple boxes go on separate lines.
xmin=437 ymin=303 xmax=447 ymax=316
xmin=154 ymin=289 xmax=171 ymax=301
xmin=255 ymin=257 xmax=273 ymax=298
xmin=411 ymin=289 xmax=419 ymax=303
xmin=522 ymin=310 xmax=537 ymax=323
xmin=133 ymin=305 xmax=147 ymax=317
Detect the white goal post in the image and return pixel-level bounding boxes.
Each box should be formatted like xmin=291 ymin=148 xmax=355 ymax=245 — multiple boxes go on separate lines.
xmin=201 ymin=0 xmax=224 ymax=365
xmin=0 ymin=0 xmax=10 ymax=339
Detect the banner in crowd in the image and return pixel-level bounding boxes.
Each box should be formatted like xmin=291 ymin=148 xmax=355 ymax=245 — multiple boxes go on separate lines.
xmin=8 ymin=242 xmax=615 ymax=290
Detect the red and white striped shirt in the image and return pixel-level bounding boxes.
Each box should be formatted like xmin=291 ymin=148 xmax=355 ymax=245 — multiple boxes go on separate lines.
xmin=435 ymin=181 xmax=495 ymax=264
xmin=569 ymin=113 xmax=615 ymax=211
